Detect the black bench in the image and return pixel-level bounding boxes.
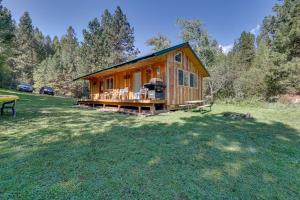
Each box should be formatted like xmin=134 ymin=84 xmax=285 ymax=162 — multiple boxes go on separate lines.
xmin=1 ymin=100 xmax=16 ymax=117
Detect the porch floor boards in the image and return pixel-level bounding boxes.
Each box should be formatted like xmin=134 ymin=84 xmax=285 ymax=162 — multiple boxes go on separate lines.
xmin=77 ymin=99 xmax=167 ymax=115
xmin=78 ymin=99 xmax=166 ymax=105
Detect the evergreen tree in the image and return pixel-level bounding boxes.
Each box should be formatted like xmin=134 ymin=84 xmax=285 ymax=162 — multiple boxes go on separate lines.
xmin=59 ymin=26 xmax=80 ymax=95
xmin=109 ymin=6 xmax=139 ymax=63
xmin=33 ymin=27 xmax=47 ymax=63
xmin=81 ymin=17 xmax=104 ymax=73
xmin=14 ymin=12 xmax=38 ymax=84
xmin=232 ymin=31 xmax=255 ymax=67
xmin=0 ymin=0 xmax=15 ymax=87
xmin=44 ymin=35 xmax=54 ymax=57
xmin=52 ymin=35 xmax=60 ymax=53
xmin=100 ymin=9 xmax=114 ymax=66
xmin=80 ymin=6 xmax=139 ymax=75
xmin=254 ymin=39 xmax=273 ymax=69
xmin=271 ymin=0 xmax=300 ymax=59
xmin=146 ymin=33 xmax=171 ymax=51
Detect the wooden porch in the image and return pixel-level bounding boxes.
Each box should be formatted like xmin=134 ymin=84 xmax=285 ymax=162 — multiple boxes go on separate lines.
xmin=77 ymin=99 xmax=167 ymax=115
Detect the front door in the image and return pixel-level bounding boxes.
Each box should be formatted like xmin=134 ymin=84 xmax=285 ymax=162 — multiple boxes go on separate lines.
xmin=133 ymin=71 xmax=142 ymax=93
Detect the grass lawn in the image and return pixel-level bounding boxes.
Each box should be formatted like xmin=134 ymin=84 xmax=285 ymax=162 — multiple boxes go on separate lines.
xmin=1 ymin=89 xmax=300 ymax=199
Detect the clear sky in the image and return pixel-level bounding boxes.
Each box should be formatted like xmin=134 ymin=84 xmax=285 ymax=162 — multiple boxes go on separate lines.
xmin=3 ymin=0 xmax=277 ymax=54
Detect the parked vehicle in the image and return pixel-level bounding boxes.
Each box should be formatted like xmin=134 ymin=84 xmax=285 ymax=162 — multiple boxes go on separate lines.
xmin=17 ymin=83 xmax=33 ymax=93
xmin=39 ymin=86 xmax=54 ymax=95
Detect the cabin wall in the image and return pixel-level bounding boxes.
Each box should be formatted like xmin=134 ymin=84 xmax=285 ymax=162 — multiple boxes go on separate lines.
xmin=166 ymin=50 xmax=203 ymax=109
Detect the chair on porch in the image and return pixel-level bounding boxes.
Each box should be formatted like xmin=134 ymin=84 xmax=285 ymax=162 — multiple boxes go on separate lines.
xmin=103 ymin=91 xmax=111 ymax=99
xmin=133 ymin=92 xmax=141 ymax=100
xmin=119 ymin=87 xmax=129 ymax=100
xmin=112 ymin=89 xmax=120 ymax=100
xmin=140 ymin=88 xmax=149 ymax=100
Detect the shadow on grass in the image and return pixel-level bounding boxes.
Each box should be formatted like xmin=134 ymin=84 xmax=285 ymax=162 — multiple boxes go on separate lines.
xmin=0 ymin=104 xmax=300 ymax=199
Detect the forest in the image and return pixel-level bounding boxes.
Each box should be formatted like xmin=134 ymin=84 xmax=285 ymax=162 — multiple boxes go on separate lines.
xmin=0 ymin=0 xmax=299 ymax=101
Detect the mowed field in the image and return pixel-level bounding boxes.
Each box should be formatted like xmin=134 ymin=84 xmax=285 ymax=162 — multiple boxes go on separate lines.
xmin=0 ymin=89 xmax=300 ymax=199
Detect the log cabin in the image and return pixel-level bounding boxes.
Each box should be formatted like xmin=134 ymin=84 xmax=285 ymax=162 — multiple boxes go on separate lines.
xmin=74 ymin=42 xmax=209 ymax=114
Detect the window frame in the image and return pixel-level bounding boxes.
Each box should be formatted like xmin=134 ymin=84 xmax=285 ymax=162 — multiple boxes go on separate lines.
xmin=174 ymin=52 xmax=182 ymax=64
xmin=178 ymin=69 xmax=184 ymax=86
xmin=104 ymin=77 xmax=114 ymax=90
xmin=177 ymin=69 xmax=198 ymax=88
xmin=189 ymin=72 xmax=198 ymax=88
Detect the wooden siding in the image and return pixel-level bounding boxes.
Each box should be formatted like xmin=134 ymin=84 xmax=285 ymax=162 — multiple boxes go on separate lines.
xmin=166 ymin=50 xmax=203 ymax=108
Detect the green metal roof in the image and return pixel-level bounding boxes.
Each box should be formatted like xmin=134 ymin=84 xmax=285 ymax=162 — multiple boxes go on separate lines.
xmin=74 ymin=42 xmax=209 ymax=81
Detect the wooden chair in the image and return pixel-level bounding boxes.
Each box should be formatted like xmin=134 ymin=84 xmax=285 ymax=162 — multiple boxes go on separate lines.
xmin=103 ymin=91 xmax=110 ymax=99
xmin=140 ymin=88 xmax=148 ymax=100
xmin=112 ymin=89 xmax=120 ymax=100
xmin=119 ymin=87 xmax=129 ymax=100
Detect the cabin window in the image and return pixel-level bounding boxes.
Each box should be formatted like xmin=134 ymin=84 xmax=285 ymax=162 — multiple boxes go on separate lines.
xmin=190 ymin=73 xmax=197 ymax=88
xmin=105 ymin=77 xmax=114 ymax=90
xmin=174 ymin=52 xmax=182 ymax=63
xmin=184 ymin=71 xmax=189 ymax=86
xmin=178 ymin=69 xmax=184 ymax=86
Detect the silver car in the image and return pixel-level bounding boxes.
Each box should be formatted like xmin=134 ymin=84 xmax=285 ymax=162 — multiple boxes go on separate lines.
xmin=17 ymin=83 xmax=33 ymax=93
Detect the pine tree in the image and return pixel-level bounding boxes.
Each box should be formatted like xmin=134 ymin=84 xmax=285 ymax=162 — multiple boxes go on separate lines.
xmin=33 ymin=27 xmax=47 ymax=63
xmin=109 ymin=6 xmax=139 ymax=63
xmin=232 ymin=31 xmax=255 ymax=67
xmin=80 ymin=6 xmax=139 ymax=75
xmin=14 ymin=12 xmax=38 ymax=84
xmin=0 ymin=0 xmax=15 ymax=87
xmin=44 ymin=35 xmax=54 ymax=57
xmin=59 ymin=26 xmax=80 ymax=95
xmin=146 ymin=33 xmax=171 ymax=51
xmin=263 ymin=0 xmax=300 ymax=60
xmin=81 ymin=17 xmax=105 ymax=73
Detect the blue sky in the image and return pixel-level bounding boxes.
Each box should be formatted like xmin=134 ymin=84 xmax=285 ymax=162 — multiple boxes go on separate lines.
xmin=3 ymin=0 xmax=277 ymax=54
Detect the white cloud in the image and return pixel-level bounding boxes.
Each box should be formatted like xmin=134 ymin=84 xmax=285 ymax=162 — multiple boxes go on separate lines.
xmin=250 ymin=24 xmax=261 ymax=35
xmin=219 ymin=44 xmax=233 ymax=54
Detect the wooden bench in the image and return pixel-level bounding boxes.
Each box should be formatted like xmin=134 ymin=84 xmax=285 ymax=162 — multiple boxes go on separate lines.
xmin=197 ymin=101 xmax=214 ymax=111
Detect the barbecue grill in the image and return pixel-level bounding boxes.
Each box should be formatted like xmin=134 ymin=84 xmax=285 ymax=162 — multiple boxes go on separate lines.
xmin=143 ymin=78 xmax=165 ymax=100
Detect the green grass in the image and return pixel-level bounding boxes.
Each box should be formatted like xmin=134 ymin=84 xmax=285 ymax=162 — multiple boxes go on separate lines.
xmin=1 ymin=89 xmax=300 ymax=199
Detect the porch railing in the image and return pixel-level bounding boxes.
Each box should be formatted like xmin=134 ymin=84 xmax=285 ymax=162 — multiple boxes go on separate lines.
xmin=92 ymin=87 xmax=150 ymax=101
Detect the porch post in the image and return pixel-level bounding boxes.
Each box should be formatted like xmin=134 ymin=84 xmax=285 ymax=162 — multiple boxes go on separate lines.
xmin=150 ymin=104 xmax=155 ymax=115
